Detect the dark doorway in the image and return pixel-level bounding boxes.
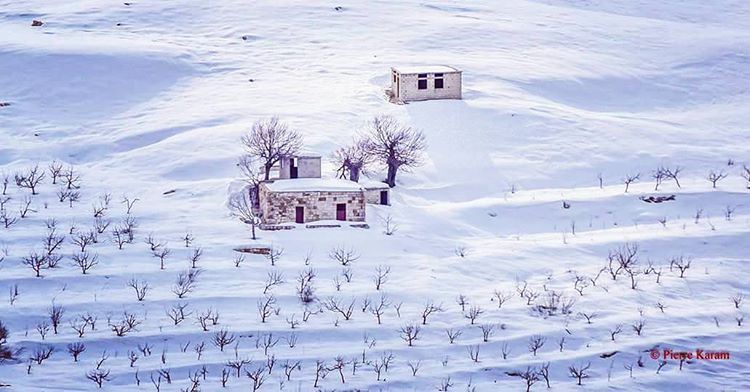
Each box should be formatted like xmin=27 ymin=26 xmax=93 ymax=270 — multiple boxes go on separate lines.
xmin=380 ymin=190 xmax=389 ymax=205
xmin=336 ymin=203 xmax=346 ymax=221
xmin=295 ymin=206 xmax=304 ymax=223
xmin=290 ymin=158 xmax=298 ymax=179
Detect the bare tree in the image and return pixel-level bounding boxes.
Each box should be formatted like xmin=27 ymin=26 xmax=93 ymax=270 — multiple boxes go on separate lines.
xmin=407 ymin=360 xmax=421 ymax=376
xmin=327 ymin=356 xmax=349 ymax=383
xmin=226 ymin=358 xmax=250 ymax=378
xmin=707 ymin=169 xmax=728 ymax=188
xmin=49 ymin=304 xmax=64 ymax=334
xmin=610 ymin=324 xmax=623 ymax=341
xmin=30 ymin=346 xmax=53 ymax=364
xmin=257 ymin=294 xmax=278 ymax=323
xmin=154 ymin=247 xmax=171 ymax=270
xmin=67 ymin=342 xmax=85 ymax=362
xmin=332 ymin=137 xmax=372 ymax=182
xmin=467 ymin=345 xmax=480 ymax=362
xmin=212 ymin=329 xmax=236 ymax=352
xmin=329 ymin=245 xmax=359 ymax=266
xmin=399 ymin=323 xmax=421 ymax=346
xmin=228 ymin=188 xmax=260 ymax=240
xmin=86 ymin=368 xmax=110 ymax=388
xmin=167 ymin=303 xmax=191 ymax=326
xmin=731 ymin=293 xmax=744 ymax=309
xmin=670 ymin=256 xmax=691 ymax=278
xmin=241 ymin=117 xmax=303 ymax=180
xmin=23 ymin=251 xmax=47 ymax=277
xmin=372 ymin=265 xmax=390 ymax=290
xmin=622 ymin=173 xmax=640 ymax=193
xmin=421 ymin=302 xmax=444 ymax=325
xmin=368 ymin=294 xmax=391 ymax=324
xmin=172 ymin=269 xmax=201 ymax=298
xmin=109 ymin=312 xmax=141 ymax=337
xmin=506 ymin=367 xmax=539 ymax=392
xmin=296 ymin=267 xmax=316 ymax=303
xmin=72 ymin=252 xmax=98 ymax=274
xmin=568 ymin=362 xmax=591 ymax=385
xmin=128 ymin=278 xmax=150 ymax=301
xmin=632 ymin=319 xmax=646 ymax=336
xmin=465 ymin=305 xmax=483 ymax=325
xmin=479 ymin=324 xmax=495 ymax=342
xmin=16 ymin=164 xmax=45 ymax=195
xmin=263 ymin=271 xmax=285 ymax=294
xmin=528 ymin=335 xmax=546 ymax=356
xmin=1 ymin=208 xmax=18 ymax=228
xmin=18 ymin=196 xmax=35 ymax=218
xmin=493 ymin=290 xmax=512 ymax=308
xmin=246 ymin=364 xmax=268 ymax=392
xmin=324 ymin=297 xmax=355 ymax=321
xmin=365 ymin=115 xmax=427 ymax=187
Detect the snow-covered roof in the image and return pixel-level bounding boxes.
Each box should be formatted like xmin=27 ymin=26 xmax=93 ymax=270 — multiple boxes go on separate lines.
xmin=393 ymin=65 xmax=460 ymax=74
xmin=359 ymin=178 xmax=390 ymax=189
xmin=264 ymin=178 xmax=364 ymax=192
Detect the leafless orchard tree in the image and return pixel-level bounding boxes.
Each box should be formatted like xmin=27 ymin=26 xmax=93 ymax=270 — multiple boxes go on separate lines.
xmin=506 ymin=367 xmax=540 ymax=392
xmin=479 ymin=324 xmax=495 ymax=342
xmin=445 ymin=328 xmax=462 ymax=344
xmin=241 ymin=116 xmax=303 ymax=180
xmin=67 ymin=342 xmax=86 ymax=362
xmin=368 ymin=294 xmax=391 ymax=324
xmin=48 ymin=304 xmax=64 ymax=334
xmin=465 ymin=305 xmax=483 ymax=325
xmin=329 ymin=245 xmax=359 ymax=266
xmin=153 ymin=246 xmax=171 ymax=269
xmin=71 ymin=252 xmax=99 ymax=274
xmin=18 ymin=196 xmax=35 ymax=218
xmin=399 ymin=323 xmax=421 ymax=346
xmin=263 ymin=271 xmax=284 ymax=294
xmin=364 ymin=115 xmax=427 ymax=187
xmin=246 ymin=364 xmax=269 ymax=392
xmin=372 ymin=265 xmax=390 ymax=290
xmin=15 ymin=164 xmax=45 ymax=195
xmin=188 ymin=247 xmax=202 ymax=268
xmin=257 ymin=294 xmax=278 ymax=323
xmin=296 ymin=267 xmax=316 ymax=303
xmin=109 ymin=312 xmax=141 ymax=337
xmin=228 ymin=188 xmax=260 ymax=240
xmin=670 ymin=256 xmax=692 ymax=278
xmin=265 ymin=246 xmax=283 ymax=266
xmin=528 ymin=335 xmax=546 ymax=356
xmin=610 ymin=324 xmax=623 ymax=341
xmin=568 ymin=362 xmax=591 ymax=385
xmin=172 ymin=269 xmax=202 ymax=298
xmin=632 ymin=319 xmax=646 ymax=336
xmin=420 ymin=302 xmax=443 ymax=325
xmin=86 ymin=368 xmax=111 ymax=388
xmin=493 ymin=290 xmax=512 ymax=308
xmin=325 ymin=297 xmax=355 ymax=321
xmin=30 ymin=345 xmax=53 ymax=364
xmin=332 ymin=137 xmax=373 ymax=182
xmin=607 ymin=243 xmax=639 ymax=281
xmin=731 ymin=293 xmax=744 ymax=309
xmin=467 ymin=345 xmax=480 ymax=362
xmin=1 ymin=206 xmax=18 ymax=228
xmin=22 ymin=251 xmax=47 ymax=277
xmin=579 ymin=311 xmax=598 ymax=324
xmin=128 ymin=279 xmax=150 ymax=301
xmin=212 ymin=329 xmax=236 ymax=352
xmin=707 ymin=169 xmax=728 ymax=188
xmin=622 ymin=173 xmax=640 ymax=193
xmin=166 ymin=303 xmax=191 ymax=326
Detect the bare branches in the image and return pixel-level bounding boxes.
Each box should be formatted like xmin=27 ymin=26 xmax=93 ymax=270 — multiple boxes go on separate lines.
xmin=368 ymin=294 xmax=391 ymax=324
xmin=228 ymin=188 xmax=260 ymax=240
xmin=15 ymin=164 xmax=45 ymax=195
xmin=257 ymin=294 xmax=278 ymax=323
xmin=505 ymin=367 xmax=539 ymax=392
xmin=421 ymin=302 xmax=443 ymax=325
xmin=263 ymin=271 xmax=285 ymax=294
xmin=329 ymin=245 xmax=359 ymax=266
xmin=568 ymin=362 xmax=591 ymax=385
xmin=72 ymin=252 xmax=98 ymax=274
xmin=528 ymin=335 xmax=546 ymax=356
xmin=365 ymin=115 xmax=427 ymax=187
xmin=372 ymin=265 xmax=390 ymax=290
xmin=212 ymin=329 xmax=236 ymax=352
xmin=22 ymin=251 xmax=47 ymax=277
xmin=332 ymin=137 xmax=372 ymax=182
xmin=324 ymin=297 xmax=355 ymax=321
xmin=399 ymin=323 xmax=421 ymax=346
xmin=622 ymin=173 xmax=640 ymax=193
xmin=172 ymin=269 xmax=201 ymax=298
xmin=127 ymin=278 xmax=150 ymax=301
xmin=707 ymin=169 xmax=728 ymax=188
xmin=109 ymin=312 xmax=141 ymax=337
xmin=67 ymin=342 xmax=85 ymax=362
xmin=670 ymin=256 xmax=692 ymax=278
xmin=241 ymin=117 xmax=303 ymax=180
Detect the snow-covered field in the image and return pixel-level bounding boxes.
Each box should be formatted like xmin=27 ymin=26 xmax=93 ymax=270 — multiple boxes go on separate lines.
xmin=1 ymin=0 xmax=749 ymax=390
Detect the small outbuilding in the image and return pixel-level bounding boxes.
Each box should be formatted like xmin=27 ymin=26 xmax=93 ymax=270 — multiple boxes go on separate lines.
xmin=387 ymin=65 xmax=462 ymax=103
xmin=360 ymin=179 xmax=391 ymax=206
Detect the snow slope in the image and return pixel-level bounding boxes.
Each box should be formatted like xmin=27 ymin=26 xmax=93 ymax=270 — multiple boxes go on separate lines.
xmin=1 ymin=0 xmax=749 ymax=390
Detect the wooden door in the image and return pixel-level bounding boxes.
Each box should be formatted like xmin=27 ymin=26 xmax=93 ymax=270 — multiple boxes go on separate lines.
xmin=295 ymin=207 xmax=304 ymax=223
xmin=380 ymin=190 xmax=388 ymax=205
xmin=336 ymin=203 xmax=346 ymax=221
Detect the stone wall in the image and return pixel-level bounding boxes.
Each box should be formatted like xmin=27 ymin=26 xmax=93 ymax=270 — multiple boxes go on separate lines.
xmin=259 ymin=184 xmax=366 ymax=225
xmin=279 ymin=156 xmax=322 ymax=179
xmin=395 ymin=72 xmax=461 ymax=102
xmin=365 ymin=187 xmax=390 ymax=205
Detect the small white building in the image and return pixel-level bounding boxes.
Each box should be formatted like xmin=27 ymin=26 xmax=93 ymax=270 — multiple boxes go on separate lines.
xmin=388 ymin=65 xmax=462 ymax=103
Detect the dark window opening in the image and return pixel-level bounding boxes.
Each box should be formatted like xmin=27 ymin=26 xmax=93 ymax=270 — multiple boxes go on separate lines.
xmin=435 ymin=77 xmax=444 ymax=89
xmin=290 ymin=158 xmax=298 ymax=178
xmin=417 ymin=78 xmax=427 ymax=90
xmin=392 ymin=73 xmax=397 ymax=82
xmin=380 ymin=190 xmax=389 ymax=205
xmin=417 ymin=73 xmax=428 ymax=78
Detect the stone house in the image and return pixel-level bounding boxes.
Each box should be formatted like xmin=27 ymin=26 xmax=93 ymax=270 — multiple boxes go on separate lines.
xmin=387 ymin=65 xmax=462 ymax=103
xmin=257 ymin=153 xmax=390 ymax=228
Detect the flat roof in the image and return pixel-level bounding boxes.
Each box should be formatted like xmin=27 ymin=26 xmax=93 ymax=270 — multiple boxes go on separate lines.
xmin=359 ymin=179 xmax=390 ymax=189
xmin=264 ymin=178 xmax=364 ymax=192
xmin=392 ymin=65 xmax=460 ymax=74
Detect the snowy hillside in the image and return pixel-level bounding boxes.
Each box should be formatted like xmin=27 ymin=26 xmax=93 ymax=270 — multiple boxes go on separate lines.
xmin=1 ymin=0 xmax=749 ymax=391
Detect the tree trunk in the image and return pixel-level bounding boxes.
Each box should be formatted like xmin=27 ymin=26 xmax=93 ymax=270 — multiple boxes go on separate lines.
xmin=263 ymin=163 xmax=272 ymax=180
xmin=350 ymin=167 xmax=360 ymax=182
xmin=251 ymin=222 xmax=256 ymax=240
xmin=385 ymin=164 xmax=398 ymax=188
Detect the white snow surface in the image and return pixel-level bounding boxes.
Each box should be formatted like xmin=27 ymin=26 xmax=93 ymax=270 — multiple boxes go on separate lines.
xmin=1 ymin=1 xmax=750 ymax=391
xmin=392 ymin=65 xmax=460 ymax=74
